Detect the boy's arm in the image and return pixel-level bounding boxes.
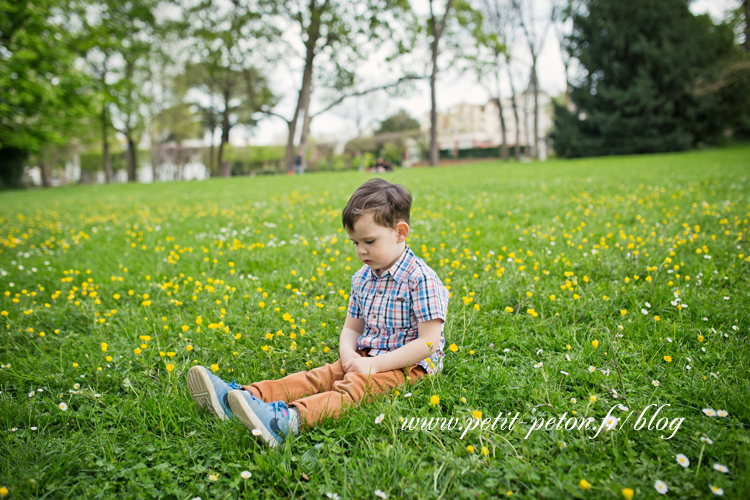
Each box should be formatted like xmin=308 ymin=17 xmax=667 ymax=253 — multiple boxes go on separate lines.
xmin=343 ymin=319 xmax=443 ymax=374
xmin=339 ymin=315 xmax=365 ymax=365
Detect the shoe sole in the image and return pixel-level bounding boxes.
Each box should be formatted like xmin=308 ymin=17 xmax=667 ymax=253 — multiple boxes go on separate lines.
xmin=227 ymin=390 xmax=279 ymax=448
xmin=186 ymin=365 xmax=227 ymax=420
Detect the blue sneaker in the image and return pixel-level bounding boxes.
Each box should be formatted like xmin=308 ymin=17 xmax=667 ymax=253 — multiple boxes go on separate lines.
xmin=186 ymin=365 xmax=241 ymax=420
xmin=227 ymin=389 xmax=291 ymax=448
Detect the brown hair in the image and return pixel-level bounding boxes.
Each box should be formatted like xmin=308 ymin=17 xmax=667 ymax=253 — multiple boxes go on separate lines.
xmin=342 ymin=178 xmax=412 ymax=233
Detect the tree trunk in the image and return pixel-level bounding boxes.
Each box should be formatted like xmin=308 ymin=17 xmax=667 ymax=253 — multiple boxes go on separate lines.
xmin=496 ymin=97 xmax=509 ymax=161
xmin=507 ymin=65 xmax=521 ymax=161
xmin=429 ymin=35 xmax=439 ymax=166
xmin=531 ymin=53 xmax=539 ymax=160
xmin=126 ymin=135 xmax=137 ymax=182
xmin=209 ymin=127 xmax=216 ymax=173
xmin=297 ymin=108 xmax=313 ymax=172
xmin=218 ymin=90 xmax=232 ymax=177
xmin=39 ymin=145 xmax=51 ymax=188
xmin=285 ymin=17 xmax=319 ymax=172
xmin=101 ymin=104 xmax=112 ymax=183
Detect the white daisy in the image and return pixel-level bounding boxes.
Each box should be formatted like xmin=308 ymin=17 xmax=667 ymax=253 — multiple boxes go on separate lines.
xmin=713 ymin=464 xmax=728 ymax=473
xmin=709 ymin=484 xmax=724 ymax=496
xmin=676 ymin=454 xmax=690 ymax=468
xmin=58 ymin=402 xmax=67 ymax=411
xmin=403 ymin=393 xmax=412 ymax=398
xmin=570 ymin=398 xmax=576 ymax=404
xmin=251 ymin=429 xmax=262 ymax=436
xmin=375 ymin=490 xmax=388 ymax=499
xmin=73 ymin=383 xmax=80 ymax=390
xmin=30 ymin=426 xmax=37 ymax=431
xmin=618 ymin=404 xmax=629 ymax=411
xmin=28 ymin=391 xmax=35 ymax=397
xmin=717 ymin=410 xmax=728 ymax=417
xmin=700 ymin=436 xmax=713 ymax=444
xmin=240 ymin=471 xmax=252 ymax=479
xmin=702 ymin=408 xmax=716 ymax=416
xmin=645 ymin=302 xmax=651 ymax=308
xmin=654 ymin=480 xmax=668 ymax=494
xmin=666 ymin=337 xmax=672 ymax=343
xmin=732 ymin=325 xmax=739 ymax=331
xmin=652 ymin=380 xmax=660 ymax=387
xmin=536 ymin=349 xmax=543 ymax=355
xmin=588 ymin=366 xmax=596 ymax=373
xmin=325 ymin=493 xmax=341 ymax=500
xmin=534 ymin=362 xmax=543 ymax=368
xmin=374 ymin=413 xmax=385 ymax=424
xmin=603 ymin=417 xmax=619 ymax=431
xmin=641 ymin=308 xmax=648 ymax=314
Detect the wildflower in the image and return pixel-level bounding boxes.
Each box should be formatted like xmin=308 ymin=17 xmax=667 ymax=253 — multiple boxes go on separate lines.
xmin=0 ymin=487 xmax=7 ymax=497
xmin=589 ymin=395 xmax=597 ymax=403
xmin=700 ymin=436 xmax=713 ymax=444
xmin=676 ymin=454 xmax=690 ymax=467
xmin=602 ymin=416 xmax=618 ymax=431
xmin=588 ymin=366 xmax=596 ymax=373
xmin=654 ymin=480 xmax=668 ymax=494
xmin=59 ymin=402 xmax=68 ymax=411
xmin=702 ymin=408 xmax=716 ymax=416
xmin=472 ymin=410 xmax=482 ymax=419
xmin=466 ymin=445 xmax=474 ymax=453
xmin=620 ymin=309 xmax=627 ymax=316
xmin=717 ymin=410 xmax=728 ymax=417
xmin=591 ymin=340 xmax=599 ymax=348
xmin=134 ymin=348 xmax=141 ymax=355
xmin=375 ymin=490 xmax=388 ymax=499
xmin=570 ymin=398 xmax=576 ymax=404
xmin=374 ymin=413 xmax=384 ymax=424
xmin=709 ymin=485 xmax=724 ymax=496
xmin=404 ymin=393 xmax=412 ymax=398
xmin=618 ymin=404 xmax=628 ymax=411
xmin=622 ymin=487 xmax=634 ymax=499
xmin=430 ymin=395 xmax=440 ymax=405
xmin=211 ymin=364 xmax=219 ymax=373
xmin=460 ymin=397 xmax=467 ymax=403
xmin=72 ymin=363 xmax=78 ymax=368
xmin=28 ymin=391 xmax=35 ymax=397
xmin=251 ymin=429 xmax=262 ymax=436
xmin=712 ymin=464 xmax=728 ymax=473
xmin=101 ymin=343 xmax=108 ymax=352
xmin=73 ymin=383 xmax=80 ymax=390
xmin=698 ymin=335 xmax=704 ymax=342
xmin=186 ymin=345 xmax=193 ymax=352
xmin=208 ymin=473 xmax=218 ymax=481
xmin=652 ymin=380 xmax=660 ymax=387
xmin=534 ymin=362 xmax=543 ymax=368
xmin=166 ymin=364 xmax=174 ymax=373
xmin=579 ymin=479 xmax=591 ymax=490
xmin=326 ymin=493 xmax=341 ymax=500
xmin=449 ymin=343 xmax=458 ymax=352
xmin=482 ymin=446 xmax=489 ymax=457
xmin=240 ymin=471 xmax=252 ymax=479
xmin=106 ymin=356 xmax=112 ymax=362
xmin=663 ymin=355 xmax=672 ymax=362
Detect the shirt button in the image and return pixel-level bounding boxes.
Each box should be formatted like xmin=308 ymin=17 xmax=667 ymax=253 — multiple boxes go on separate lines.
xmin=380 ymin=291 xmax=384 ymax=294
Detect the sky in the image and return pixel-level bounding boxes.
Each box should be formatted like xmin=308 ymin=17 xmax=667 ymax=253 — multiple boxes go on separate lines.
xmin=230 ymin=0 xmax=739 ymax=147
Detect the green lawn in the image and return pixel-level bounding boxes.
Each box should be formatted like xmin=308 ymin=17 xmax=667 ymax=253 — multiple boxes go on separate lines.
xmin=0 ymin=146 xmax=748 ymax=499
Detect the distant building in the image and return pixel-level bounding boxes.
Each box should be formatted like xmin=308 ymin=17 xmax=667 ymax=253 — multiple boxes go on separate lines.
xmin=421 ymin=87 xmax=553 ymax=160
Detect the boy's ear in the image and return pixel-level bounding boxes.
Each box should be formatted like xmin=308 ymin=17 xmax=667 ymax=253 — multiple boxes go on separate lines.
xmin=396 ymin=221 xmax=410 ymax=242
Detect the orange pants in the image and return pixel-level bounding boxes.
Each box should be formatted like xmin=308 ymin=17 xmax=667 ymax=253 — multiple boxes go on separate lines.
xmin=241 ymin=350 xmax=426 ymax=427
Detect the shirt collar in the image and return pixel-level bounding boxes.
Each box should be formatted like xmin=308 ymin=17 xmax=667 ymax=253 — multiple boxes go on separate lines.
xmin=368 ymin=244 xmax=413 ymax=283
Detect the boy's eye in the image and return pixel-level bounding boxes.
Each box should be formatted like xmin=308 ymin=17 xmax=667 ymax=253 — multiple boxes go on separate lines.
xmin=365 ymin=240 xmax=375 ymax=244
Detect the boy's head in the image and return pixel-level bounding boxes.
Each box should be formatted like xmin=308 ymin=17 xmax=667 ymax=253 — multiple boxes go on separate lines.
xmin=342 ymin=178 xmax=412 ymax=275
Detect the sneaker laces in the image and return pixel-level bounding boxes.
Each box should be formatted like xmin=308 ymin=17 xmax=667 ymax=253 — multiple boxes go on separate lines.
xmin=227 ymin=378 xmax=241 ymax=390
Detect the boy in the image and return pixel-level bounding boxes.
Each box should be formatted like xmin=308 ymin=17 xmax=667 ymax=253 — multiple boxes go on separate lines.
xmin=187 ymin=178 xmax=449 ymax=447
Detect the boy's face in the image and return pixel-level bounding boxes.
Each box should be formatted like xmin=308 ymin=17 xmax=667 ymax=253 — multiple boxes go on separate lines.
xmin=347 ymin=213 xmax=409 ymax=277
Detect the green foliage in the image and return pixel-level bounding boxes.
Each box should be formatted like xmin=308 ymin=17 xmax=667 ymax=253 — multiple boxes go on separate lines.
xmin=0 ymin=0 xmax=93 ymax=170
xmin=375 ymin=110 xmax=421 ymax=135
xmin=551 ymin=0 xmax=740 ymax=158
xmin=0 ymin=147 xmax=749 ymax=498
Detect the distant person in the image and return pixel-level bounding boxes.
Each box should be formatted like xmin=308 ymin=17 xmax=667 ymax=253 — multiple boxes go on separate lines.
xmin=294 ymin=151 xmax=303 ymax=175
xmin=187 ymin=178 xmax=449 ymax=447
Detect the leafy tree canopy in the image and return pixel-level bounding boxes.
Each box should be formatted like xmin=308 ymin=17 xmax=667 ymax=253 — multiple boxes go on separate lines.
xmin=551 ymin=0 xmax=738 ymax=158
xmin=374 ymin=109 xmax=421 ymax=135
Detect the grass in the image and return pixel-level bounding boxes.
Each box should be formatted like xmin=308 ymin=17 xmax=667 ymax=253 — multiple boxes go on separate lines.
xmin=0 ymin=145 xmax=748 ymax=499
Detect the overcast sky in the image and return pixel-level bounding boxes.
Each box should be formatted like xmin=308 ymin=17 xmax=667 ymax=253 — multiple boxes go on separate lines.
xmin=233 ymin=0 xmax=739 ymax=146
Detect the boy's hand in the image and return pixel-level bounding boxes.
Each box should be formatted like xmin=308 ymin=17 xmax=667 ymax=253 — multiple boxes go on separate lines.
xmin=339 ymin=348 xmax=361 ymax=367
xmin=342 ymin=356 xmax=379 ymax=375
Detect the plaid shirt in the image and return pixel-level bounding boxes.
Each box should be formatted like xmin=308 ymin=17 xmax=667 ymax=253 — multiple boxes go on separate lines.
xmin=347 ymin=244 xmax=449 ymax=375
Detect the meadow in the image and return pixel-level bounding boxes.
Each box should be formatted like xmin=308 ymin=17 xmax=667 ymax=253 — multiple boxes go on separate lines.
xmin=0 ymin=146 xmax=748 ymax=499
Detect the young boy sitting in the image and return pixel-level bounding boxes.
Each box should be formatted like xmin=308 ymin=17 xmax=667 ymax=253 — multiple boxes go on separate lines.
xmin=187 ymin=178 xmax=450 ymax=447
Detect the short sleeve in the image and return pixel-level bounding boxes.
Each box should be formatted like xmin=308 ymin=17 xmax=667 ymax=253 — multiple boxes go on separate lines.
xmin=411 ymin=273 xmax=448 ymax=324
xmin=347 ymin=274 xmax=363 ymax=319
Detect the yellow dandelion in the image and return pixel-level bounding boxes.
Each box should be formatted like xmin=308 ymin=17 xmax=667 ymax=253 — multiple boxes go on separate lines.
xmin=430 ymin=395 xmax=440 ymax=405
xmin=579 ymin=479 xmax=591 ymax=490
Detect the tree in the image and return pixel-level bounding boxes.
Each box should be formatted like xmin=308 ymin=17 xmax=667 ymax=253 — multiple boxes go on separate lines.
xmin=375 ymin=109 xmax=421 ymax=134
xmin=69 ymin=0 xmax=159 ymax=182
xmin=261 ymin=0 xmax=413 ymax=171
xmin=551 ymin=0 xmax=737 ymax=158
xmin=511 ymin=0 xmax=554 ymax=159
xmin=0 ymin=0 xmax=93 ymax=188
xmin=179 ymin=0 xmax=278 ymax=177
